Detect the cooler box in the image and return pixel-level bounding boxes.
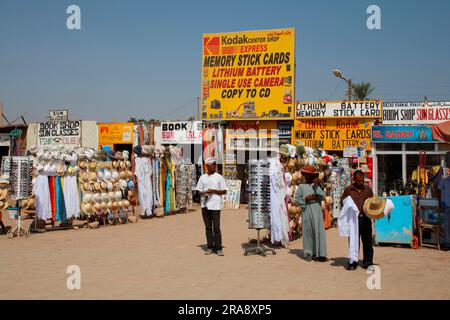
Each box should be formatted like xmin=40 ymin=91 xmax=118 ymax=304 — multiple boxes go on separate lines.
xmin=374 ymin=195 xmax=414 ymax=246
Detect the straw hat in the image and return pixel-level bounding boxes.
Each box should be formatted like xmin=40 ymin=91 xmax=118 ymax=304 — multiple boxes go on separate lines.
xmin=100 ymin=182 xmax=107 ymax=191
xmin=126 ymin=170 xmax=133 ymax=179
xmin=119 ymin=161 xmax=126 ymax=170
xmin=92 ymin=193 xmax=101 ymax=203
xmin=112 ymin=201 xmax=119 ymax=211
xmin=107 ymin=181 xmax=114 ymax=191
xmin=79 ymin=172 xmax=88 ymax=183
xmin=119 ymin=179 xmax=127 ymax=189
xmin=122 ymin=150 xmax=129 ymax=160
xmin=106 ymin=201 xmax=113 ymax=210
xmin=112 ymin=161 xmax=119 ymax=169
xmin=94 ymin=202 xmax=102 ymax=214
xmin=0 ymin=188 xmax=8 ymax=201
xmin=105 ymin=161 xmax=113 ymax=169
xmin=101 ymin=192 xmax=109 ymax=202
xmin=0 ymin=199 xmax=9 ymax=210
xmin=100 ymin=201 xmax=107 ymax=210
xmin=119 ymin=170 xmax=127 ymax=180
xmin=363 ymin=196 xmax=387 ymax=220
xmin=88 ymin=172 xmax=98 ymax=183
xmin=56 ymin=163 xmax=65 ymax=176
xmin=301 ymin=165 xmax=319 ymax=176
xmin=126 ymin=160 xmax=132 ymax=169
xmin=79 ymin=161 xmax=88 ymax=170
xmin=83 ymin=182 xmax=91 ymax=192
xmin=82 ymin=202 xmax=93 ymax=214
xmin=67 ymin=166 xmax=75 ymax=175
xmin=97 ymin=171 xmax=104 ymax=181
xmin=107 ymin=191 xmax=115 ymax=201
xmin=115 ymin=191 xmax=123 ymax=201
xmin=279 ymin=144 xmax=291 ymax=157
xmin=118 ymin=200 xmax=124 ymax=208
xmin=83 ymin=193 xmax=93 ymax=203
xmin=123 ymin=200 xmax=131 ymax=208
xmin=104 ymin=169 xmax=112 ymax=181
xmin=89 ymin=162 xmax=96 ymax=171
xmin=94 ymin=182 xmax=101 ymax=192
xmin=95 ymin=162 xmax=102 ymax=172
xmin=111 ymin=170 xmax=120 ymax=181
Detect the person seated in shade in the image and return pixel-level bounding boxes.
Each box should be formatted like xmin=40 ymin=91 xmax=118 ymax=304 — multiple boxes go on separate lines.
xmin=295 ymin=165 xmax=328 ymax=262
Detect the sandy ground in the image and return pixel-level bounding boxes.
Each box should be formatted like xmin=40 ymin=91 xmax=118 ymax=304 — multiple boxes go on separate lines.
xmin=0 ymin=205 xmax=449 ymax=300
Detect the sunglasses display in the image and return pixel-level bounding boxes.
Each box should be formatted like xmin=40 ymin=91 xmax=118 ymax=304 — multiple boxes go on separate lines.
xmin=10 ymin=157 xmax=34 ymax=201
xmin=248 ymin=159 xmax=271 ymax=230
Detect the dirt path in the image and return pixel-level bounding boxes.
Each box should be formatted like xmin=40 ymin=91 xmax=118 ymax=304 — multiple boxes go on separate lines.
xmin=1 ymin=205 xmax=449 ymax=299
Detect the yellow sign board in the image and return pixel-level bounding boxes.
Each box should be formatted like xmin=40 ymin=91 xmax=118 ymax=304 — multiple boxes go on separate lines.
xmin=98 ymin=123 xmax=134 ymax=146
xmin=292 ymin=119 xmax=372 ymax=151
xmin=202 ymin=28 xmax=295 ymax=121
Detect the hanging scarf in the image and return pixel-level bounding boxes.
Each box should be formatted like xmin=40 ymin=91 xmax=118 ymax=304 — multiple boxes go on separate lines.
xmin=49 ymin=176 xmax=57 ymax=222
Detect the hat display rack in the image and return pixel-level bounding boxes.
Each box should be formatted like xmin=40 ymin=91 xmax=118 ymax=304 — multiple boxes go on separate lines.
xmin=244 ymin=159 xmax=275 ymax=257
xmin=77 ymin=147 xmax=134 ymax=225
xmin=7 ymin=156 xmax=34 ymax=238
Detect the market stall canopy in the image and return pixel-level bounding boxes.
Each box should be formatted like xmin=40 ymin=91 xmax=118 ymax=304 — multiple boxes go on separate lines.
xmin=432 ymin=120 xmax=450 ymax=143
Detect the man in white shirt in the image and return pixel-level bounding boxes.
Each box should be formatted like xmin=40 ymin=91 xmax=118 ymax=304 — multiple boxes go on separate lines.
xmin=196 ymin=157 xmax=227 ymax=256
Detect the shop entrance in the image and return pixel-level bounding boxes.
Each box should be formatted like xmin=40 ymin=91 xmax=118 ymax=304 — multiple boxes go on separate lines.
xmin=112 ymin=144 xmax=133 ymax=154
xmin=377 ymin=154 xmax=402 ymax=195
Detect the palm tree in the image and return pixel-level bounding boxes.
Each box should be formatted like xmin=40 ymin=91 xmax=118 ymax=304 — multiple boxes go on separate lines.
xmin=352 ymin=82 xmax=375 ymax=100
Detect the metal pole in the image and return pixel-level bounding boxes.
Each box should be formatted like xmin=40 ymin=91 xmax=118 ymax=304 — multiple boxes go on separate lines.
xmin=0 ymin=100 xmax=2 ymax=127
xmin=196 ymin=96 xmax=201 ymax=120
xmin=348 ymin=79 xmax=353 ymax=101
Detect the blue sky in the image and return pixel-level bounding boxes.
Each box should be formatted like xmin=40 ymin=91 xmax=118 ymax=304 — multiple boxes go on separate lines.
xmin=1 ymin=0 xmax=449 ymax=123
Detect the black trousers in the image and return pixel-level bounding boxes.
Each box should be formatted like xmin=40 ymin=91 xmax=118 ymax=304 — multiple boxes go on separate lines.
xmin=202 ymin=208 xmax=222 ymax=251
xmin=359 ymin=216 xmax=374 ymax=266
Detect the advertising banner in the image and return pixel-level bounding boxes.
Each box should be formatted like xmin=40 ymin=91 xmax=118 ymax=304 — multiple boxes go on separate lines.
xmin=382 ymin=101 xmax=450 ymax=124
xmin=98 ymin=123 xmax=134 ymax=146
xmin=296 ymin=100 xmax=382 ymax=118
xmin=37 ymin=120 xmax=81 ymax=147
xmin=292 ymin=119 xmax=372 ymax=151
xmin=161 ymin=121 xmax=203 ymax=144
xmin=372 ymin=125 xmax=433 ymax=142
xmin=202 ymin=28 xmax=295 ymax=121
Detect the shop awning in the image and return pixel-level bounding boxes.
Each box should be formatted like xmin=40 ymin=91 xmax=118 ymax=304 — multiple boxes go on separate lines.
xmin=431 ymin=120 xmax=450 ymax=143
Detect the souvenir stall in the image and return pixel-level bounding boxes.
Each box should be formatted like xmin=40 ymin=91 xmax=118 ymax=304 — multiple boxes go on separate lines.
xmin=28 ymin=146 xmax=135 ymax=231
xmin=133 ymin=145 xmax=194 ymax=217
xmin=274 ymin=145 xmax=358 ymax=240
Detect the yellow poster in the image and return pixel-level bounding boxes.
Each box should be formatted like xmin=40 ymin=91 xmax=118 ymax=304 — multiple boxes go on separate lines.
xmin=98 ymin=123 xmax=134 ymax=146
xmin=202 ymin=28 xmax=295 ymax=121
xmin=292 ymin=119 xmax=372 ymax=151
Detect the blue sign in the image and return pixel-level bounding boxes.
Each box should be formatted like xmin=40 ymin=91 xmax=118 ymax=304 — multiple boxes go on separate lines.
xmin=372 ymin=126 xmax=433 ymax=142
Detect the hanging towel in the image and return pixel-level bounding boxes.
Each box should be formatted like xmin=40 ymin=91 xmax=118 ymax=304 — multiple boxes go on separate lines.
xmin=34 ymin=175 xmax=52 ymax=220
xmin=63 ymin=175 xmax=80 ymax=219
xmin=339 ymin=196 xmax=359 ymax=263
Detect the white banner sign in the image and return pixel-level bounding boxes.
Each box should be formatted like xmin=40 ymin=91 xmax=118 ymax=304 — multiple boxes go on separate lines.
xmin=296 ymin=101 xmax=382 ymax=118
xmin=161 ymin=121 xmax=202 ymax=144
xmin=38 ymin=120 xmax=82 ymax=147
xmin=382 ymin=101 xmax=450 ymax=124
xmin=49 ymin=109 xmax=69 ymax=121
